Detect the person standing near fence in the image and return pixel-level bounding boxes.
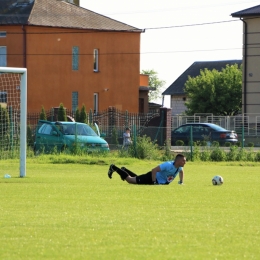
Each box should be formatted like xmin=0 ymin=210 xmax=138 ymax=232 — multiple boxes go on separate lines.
xmin=122 ymin=127 xmax=132 ymax=149
xmin=108 ymin=154 xmax=186 ymax=185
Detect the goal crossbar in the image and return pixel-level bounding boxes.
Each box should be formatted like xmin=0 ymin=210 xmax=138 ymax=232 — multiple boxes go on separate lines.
xmin=0 ymin=67 xmax=27 ymax=177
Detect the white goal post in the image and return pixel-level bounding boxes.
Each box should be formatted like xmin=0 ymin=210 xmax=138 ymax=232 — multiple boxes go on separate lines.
xmin=0 ymin=67 xmax=27 ymax=177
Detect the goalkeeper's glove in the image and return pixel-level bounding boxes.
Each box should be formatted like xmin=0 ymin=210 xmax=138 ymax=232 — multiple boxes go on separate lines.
xmin=178 ymin=180 xmax=183 ymax=185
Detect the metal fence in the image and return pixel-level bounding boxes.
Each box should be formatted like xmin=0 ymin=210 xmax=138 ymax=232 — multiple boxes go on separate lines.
xmin=6 ymin=107 xmax=260 ymax=148
xmin=27 ymin=107 xmax=160 ymax=141
xmin=171 ymin=113 xmax=260 ymax=136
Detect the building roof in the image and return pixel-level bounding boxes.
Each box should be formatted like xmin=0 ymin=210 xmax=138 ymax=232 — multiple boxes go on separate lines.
xmin=162 ymin=60 xmax=242 ymax=96
xmin=231 ymin=5 xmax=260 ymax=17
xmin=0 ymin=0 xmax=141 ymax=32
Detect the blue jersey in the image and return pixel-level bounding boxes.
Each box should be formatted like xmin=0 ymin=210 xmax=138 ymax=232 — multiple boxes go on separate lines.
xmin=156 ymin=161 xmax=182 ymax=184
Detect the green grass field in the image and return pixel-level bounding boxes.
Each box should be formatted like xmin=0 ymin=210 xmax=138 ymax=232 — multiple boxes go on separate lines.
xmin=0 ymin=157 xmax=260 ymax=259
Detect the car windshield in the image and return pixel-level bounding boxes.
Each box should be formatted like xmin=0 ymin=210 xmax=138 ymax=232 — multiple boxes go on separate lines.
xmin=60 ymin=123 xmax=98 ymax=136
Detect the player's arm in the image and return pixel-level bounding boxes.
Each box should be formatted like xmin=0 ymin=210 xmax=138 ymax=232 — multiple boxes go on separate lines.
xmin=178 ymin=169 xmax=184 ymax=184
xmin=151 ymin=165 xmax=161 ymax=182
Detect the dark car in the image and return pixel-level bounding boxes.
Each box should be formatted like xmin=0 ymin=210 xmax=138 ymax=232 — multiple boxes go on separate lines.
xmin=171 ymin=123 xmax=238 ymax=145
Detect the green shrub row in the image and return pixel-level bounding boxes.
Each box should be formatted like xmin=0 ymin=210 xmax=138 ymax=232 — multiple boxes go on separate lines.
xmin=3 ymin=134 xmax=260 ymax=162
xmin=175 ymin=140 xmax=256 ymax=148
xmin=186 ymin=145 xmax=260 ymax=162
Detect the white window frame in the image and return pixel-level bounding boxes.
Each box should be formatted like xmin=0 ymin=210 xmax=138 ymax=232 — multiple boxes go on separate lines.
xmin=93 ymin=49 xmax=99 ymax=72
xmin=94 ymin=93 xmax=98 ymax=114
xmin=0 ymin=46 xmax=7 ymax=67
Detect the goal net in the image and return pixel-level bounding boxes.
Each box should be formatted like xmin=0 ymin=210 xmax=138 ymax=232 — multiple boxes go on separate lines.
xmin=0 ymin=67 xmax=27 ymax=177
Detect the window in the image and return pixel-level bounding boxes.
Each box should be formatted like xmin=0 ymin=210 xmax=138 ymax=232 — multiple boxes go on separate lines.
xmin=0 ymin=91 xmax=7 ymax=103
xmin=0 ymin=46 xmax=7 ymax=67
xmin=0 ymin=32 xmax=6 ymax=38
xmin=38 ymin=124 xmax=53 ymax=135
xmin=93 ymin=49 xmax=99 ymax=72
xmin=72 ymin=46 xmax=79 ymax=70
xmin=94 ymin=93 xmax=98 ymax=114
xmin=72 ymin=91 xmax=78 ymax=112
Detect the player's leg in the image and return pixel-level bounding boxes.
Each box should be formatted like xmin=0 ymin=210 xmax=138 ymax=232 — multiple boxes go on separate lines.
xmin=108 ymin=164 xmax=129 ymax=180
xmin=129 ymin=171 xmax=154 ymax=185
xmin=121 ymin=167 xmax=137 ymax=177
xmin=108 ymin=165 xmax=154 ymax=185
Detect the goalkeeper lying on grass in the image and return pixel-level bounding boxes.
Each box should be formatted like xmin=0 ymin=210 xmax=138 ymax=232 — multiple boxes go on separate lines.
xmin=108 ymin=154 xmax=186 ymax=185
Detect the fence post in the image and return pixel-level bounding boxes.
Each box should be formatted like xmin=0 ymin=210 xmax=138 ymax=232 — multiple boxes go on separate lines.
xmin=133 ymin=124 xmax=137 ymax=157
xmin=89 ymin=109 xmax=93 ymax=124
xmin=125 ymin=110 xmax=129 ymax=127
xmin=190 ymin=126 xmax=193 ymax=161
xmin=156 ymin=107 xmax=172 ymax=146
xmin=108 ymin=107 xmax=116 ymax=138
xmin=242 ymin=126 xmax=244 ymax=148
xmin=51 ymin=107 xmax=54 ymax=122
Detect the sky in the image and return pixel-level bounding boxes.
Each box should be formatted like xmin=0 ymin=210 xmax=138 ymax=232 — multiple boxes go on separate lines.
xmin=80 ymin=0 xmax=259 ymax=107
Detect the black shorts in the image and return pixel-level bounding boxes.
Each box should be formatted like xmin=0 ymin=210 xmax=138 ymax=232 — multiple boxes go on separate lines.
xmin=136 ymin=171 xmax=155 ymax=185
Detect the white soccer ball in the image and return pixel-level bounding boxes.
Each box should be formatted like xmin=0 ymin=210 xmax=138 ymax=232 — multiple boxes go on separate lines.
xmin=212 ymin=175 xmax=224 ymax=185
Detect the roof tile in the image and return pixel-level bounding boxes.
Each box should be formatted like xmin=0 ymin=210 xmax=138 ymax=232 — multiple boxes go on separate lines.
xmin=0 ymin=0 xmax=141 ymax=32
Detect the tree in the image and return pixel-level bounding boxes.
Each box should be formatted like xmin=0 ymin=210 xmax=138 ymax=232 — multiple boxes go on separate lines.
xmin=58 ymin=103 xmax=67 ymax=121
xmin=40 ymin=106 xmax=47 ymax=120
xmin=75 ymin=107 xmax=80 ymax=122
xmin=79 ymin=104 xmax=88 ymax=123
xmin=184 ymin=64 xmax=242 ymax=116
xmin=141 ymin=69 xmax=166 ymax=102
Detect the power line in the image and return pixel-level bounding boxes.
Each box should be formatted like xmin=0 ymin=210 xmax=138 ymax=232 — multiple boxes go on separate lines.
xmin=144 ymin=20 xmax=239 ymax=30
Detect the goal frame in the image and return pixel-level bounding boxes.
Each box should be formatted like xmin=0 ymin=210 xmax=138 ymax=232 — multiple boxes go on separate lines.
xmin=0 ymin=67 xmax=27 ymax=177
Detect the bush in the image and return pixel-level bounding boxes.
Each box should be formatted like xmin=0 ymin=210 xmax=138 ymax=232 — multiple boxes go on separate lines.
xmin=58 ymin=103 xmax=67 ymax=121
xmin=211 ymin=141 xmax=219 ymax=147
xmin=75 ymin=107 xmax=80 ymax=122
xmin=225 ymin=142 xmax=231 ymax=147
xmin=191 ymin=145 xmax=200 ymax=161
xmin=200 ymin=149 xmax=211 ymax=161
xmin=236 ymin=148 xmax=247 ymax=161
xmin=247 ymin=142 xmax=254 ymax=147
xmin=40 ymin=106 xmax=47 ymax=120
xmin=255 ymin=151 xmax=260 ymax=161
xmin=175 ymin=140 xmax=184 ymax=146
xmin=236 ymin=141 xmax=241 ymax=147
xmin=128 ymin=135 xmax=160 ymax=160
xmin=226 ymin=146 xmax=238 ymax=161
xmin=246 ymin=149 xmax=255 ymax=162
xmin=210 ymin=147 xmax=226 ymax=161
xmin=112 ymin=127 xmax=119 ymax=146
xmin=200 ymin=140 xmax=207 ymax=146
xmin=80 ymin=104 xmax=88 ymax=123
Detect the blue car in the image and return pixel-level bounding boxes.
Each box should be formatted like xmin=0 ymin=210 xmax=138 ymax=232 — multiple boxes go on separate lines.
xmin=34 ymin=120 xmax=109 ymax=153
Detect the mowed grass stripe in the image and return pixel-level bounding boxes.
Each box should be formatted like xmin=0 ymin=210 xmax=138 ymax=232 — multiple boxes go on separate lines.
xmin=0 ymin=161 xmax=259 ymax=259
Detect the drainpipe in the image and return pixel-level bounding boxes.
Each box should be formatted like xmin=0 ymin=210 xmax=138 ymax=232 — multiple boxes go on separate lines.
xmin=240 ymin=18 xmax=247 ymax=114
xmin=22 ymin=25 xmax=27 ymax=68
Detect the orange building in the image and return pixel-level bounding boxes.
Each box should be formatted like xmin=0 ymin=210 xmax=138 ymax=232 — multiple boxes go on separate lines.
xmin=0 ymin=0 xmax=150 ymax=114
